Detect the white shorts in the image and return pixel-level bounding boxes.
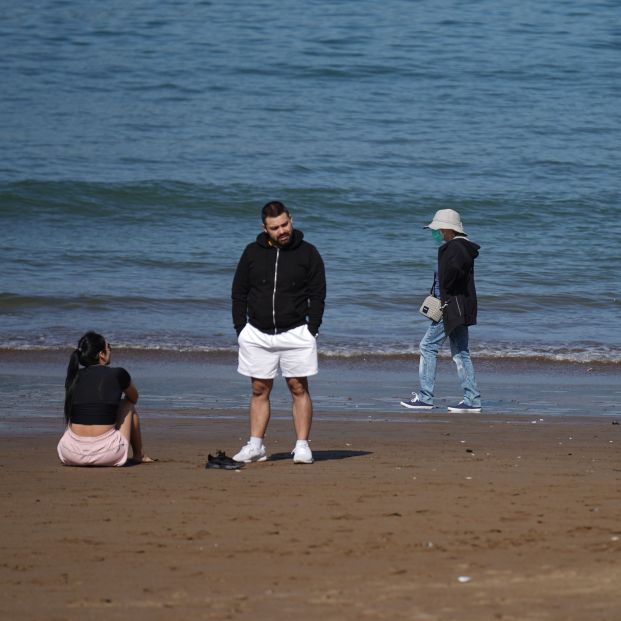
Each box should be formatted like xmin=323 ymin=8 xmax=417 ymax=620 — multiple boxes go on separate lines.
xmin=238 ymin=323 xmax=318 ymax=379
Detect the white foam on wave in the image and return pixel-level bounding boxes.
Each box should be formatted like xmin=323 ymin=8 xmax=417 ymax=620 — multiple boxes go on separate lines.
xmin=3 ymin=341 xmax=619 ymax=365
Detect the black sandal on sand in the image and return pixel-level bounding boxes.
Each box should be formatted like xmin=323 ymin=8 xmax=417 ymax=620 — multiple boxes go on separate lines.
xmin=206 ymin=451 xmax=244 ymax=470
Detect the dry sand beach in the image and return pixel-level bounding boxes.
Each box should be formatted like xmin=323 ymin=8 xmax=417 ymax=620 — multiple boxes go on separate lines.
xmin=1 ymin=353 xmax=620 ymax=620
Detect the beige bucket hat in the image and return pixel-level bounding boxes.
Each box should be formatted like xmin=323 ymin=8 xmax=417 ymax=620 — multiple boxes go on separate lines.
xmin=424 ymin=209 xmax=467 ymax=235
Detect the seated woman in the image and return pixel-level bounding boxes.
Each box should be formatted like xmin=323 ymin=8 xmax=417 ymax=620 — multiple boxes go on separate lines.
xmin=57 ymin=331 xmax=155 ymax=466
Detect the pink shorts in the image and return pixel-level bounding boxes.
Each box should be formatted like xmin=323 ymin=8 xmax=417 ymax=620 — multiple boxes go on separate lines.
xmin=57 ymin=427 xmax=129 ymax=467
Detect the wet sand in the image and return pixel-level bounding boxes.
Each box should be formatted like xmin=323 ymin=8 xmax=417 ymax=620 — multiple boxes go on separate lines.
xmin=1 ymin=348 xmax=620 ymax=421
xmin=1 ymin=410 xmax=620 ymax=620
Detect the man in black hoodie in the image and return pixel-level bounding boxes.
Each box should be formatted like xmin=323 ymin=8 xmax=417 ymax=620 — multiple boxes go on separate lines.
xmin=401 ymin=209 xmax=482 ymax=412
xmin=231 ymin=201 xmax=326 ymax=464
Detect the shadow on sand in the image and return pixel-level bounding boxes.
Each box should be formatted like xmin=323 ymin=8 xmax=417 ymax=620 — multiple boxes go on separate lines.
xmin=268 ymin=449 xmax=372 ymax=462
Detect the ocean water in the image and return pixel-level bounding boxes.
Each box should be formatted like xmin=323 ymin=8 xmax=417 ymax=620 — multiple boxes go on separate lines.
xmin=1 ymin=0 xmax=620 ymax=366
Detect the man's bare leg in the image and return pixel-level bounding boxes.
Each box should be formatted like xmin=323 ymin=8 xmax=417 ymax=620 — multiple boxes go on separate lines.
xmin=286 ymin=376 xmax=312 ymax=440
xmin=249 ymin=377 xmax=273 ymax=438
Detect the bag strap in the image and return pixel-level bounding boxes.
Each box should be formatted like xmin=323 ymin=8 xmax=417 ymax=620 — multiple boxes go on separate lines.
xmin=430 ymin=273 xmax=449 ymax=310
xmin=429 ymin=273 xmax=437 ymax=296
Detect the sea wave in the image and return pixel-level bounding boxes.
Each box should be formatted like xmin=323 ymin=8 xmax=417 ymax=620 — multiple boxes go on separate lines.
xmin=1 ymin=342 xmax=619 ymax=365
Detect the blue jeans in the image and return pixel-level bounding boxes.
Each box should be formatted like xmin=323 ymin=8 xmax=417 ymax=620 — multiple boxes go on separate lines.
xmin=418 ymin=321 xmax=481 ymax=407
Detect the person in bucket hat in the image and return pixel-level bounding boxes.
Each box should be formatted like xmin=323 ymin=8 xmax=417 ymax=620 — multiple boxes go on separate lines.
xmin=400 ymin=209 xmax=482 ymax=412
xmin=425 ymin=208 xmax=467 ymax=235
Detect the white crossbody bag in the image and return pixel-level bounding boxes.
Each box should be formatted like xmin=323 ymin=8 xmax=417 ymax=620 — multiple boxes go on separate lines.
xmin=419 ymin=276 xmax=446 ymax=322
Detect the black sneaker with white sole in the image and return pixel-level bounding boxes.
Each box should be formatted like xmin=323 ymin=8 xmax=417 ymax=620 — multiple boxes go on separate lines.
xmin=400 ymin=393 xmax=433 ymax=410
xmin=447 ymin=401 xmax=482 ymax=413
xmin=206 ymin=451 xmax=245 ymax=470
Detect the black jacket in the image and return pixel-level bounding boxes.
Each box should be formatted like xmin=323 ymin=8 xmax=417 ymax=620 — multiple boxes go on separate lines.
xmin=232 ymin=229 xmax=326 ymax=336
xmin=438 ymin=236 xmax=480 ymax=335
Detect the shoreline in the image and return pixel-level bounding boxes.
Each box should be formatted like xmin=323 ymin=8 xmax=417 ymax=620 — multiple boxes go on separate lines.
xmin=1 ymin=349 xmax=619 ymax=429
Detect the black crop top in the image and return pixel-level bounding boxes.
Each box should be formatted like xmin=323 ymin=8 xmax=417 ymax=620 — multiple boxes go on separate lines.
xmin=70 ymin=365 xmax=131 ymax=425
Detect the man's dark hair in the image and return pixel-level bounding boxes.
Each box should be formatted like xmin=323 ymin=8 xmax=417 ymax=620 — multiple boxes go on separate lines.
xmin=261 ymin=201 xmax=290 ymax=223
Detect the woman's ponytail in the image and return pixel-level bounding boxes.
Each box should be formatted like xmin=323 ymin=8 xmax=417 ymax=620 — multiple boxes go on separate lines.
xmin=64 ymin=332 xmax=106 ymax=424
xmin=64 ymin=350 xmax=81 ymax=423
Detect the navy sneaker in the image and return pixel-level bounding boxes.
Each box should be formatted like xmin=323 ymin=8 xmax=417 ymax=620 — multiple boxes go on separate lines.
xmin=206 ymin=451 xmax=244 ymax=470
xmin=447 ymin=401 xmax=482 ymax=413
xmin=400 ymin=393 xmax=433 ymax=410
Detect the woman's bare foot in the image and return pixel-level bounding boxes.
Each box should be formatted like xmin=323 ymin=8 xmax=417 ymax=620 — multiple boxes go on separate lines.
xmin=131 ymin=454 xmax=157 ymax=464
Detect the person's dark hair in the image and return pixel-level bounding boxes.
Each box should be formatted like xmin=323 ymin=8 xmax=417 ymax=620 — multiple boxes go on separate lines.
xmin=64 ymin=331 xmax=106 ymax=423
xmin=261 ymin=201 xmax=290 ymax=223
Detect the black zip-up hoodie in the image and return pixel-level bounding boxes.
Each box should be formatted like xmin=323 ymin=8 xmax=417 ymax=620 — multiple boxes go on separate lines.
xmin=232 ymin=229 xmax=326 ymax=336
xmin=438 ymin=236 xmax=480 ymax=335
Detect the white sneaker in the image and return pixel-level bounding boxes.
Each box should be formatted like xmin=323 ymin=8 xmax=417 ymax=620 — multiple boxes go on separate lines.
xmin=292 ymin=444 xmax=314 ymax=464
xmin=233 ymin=442 xmax=267 ymax=463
